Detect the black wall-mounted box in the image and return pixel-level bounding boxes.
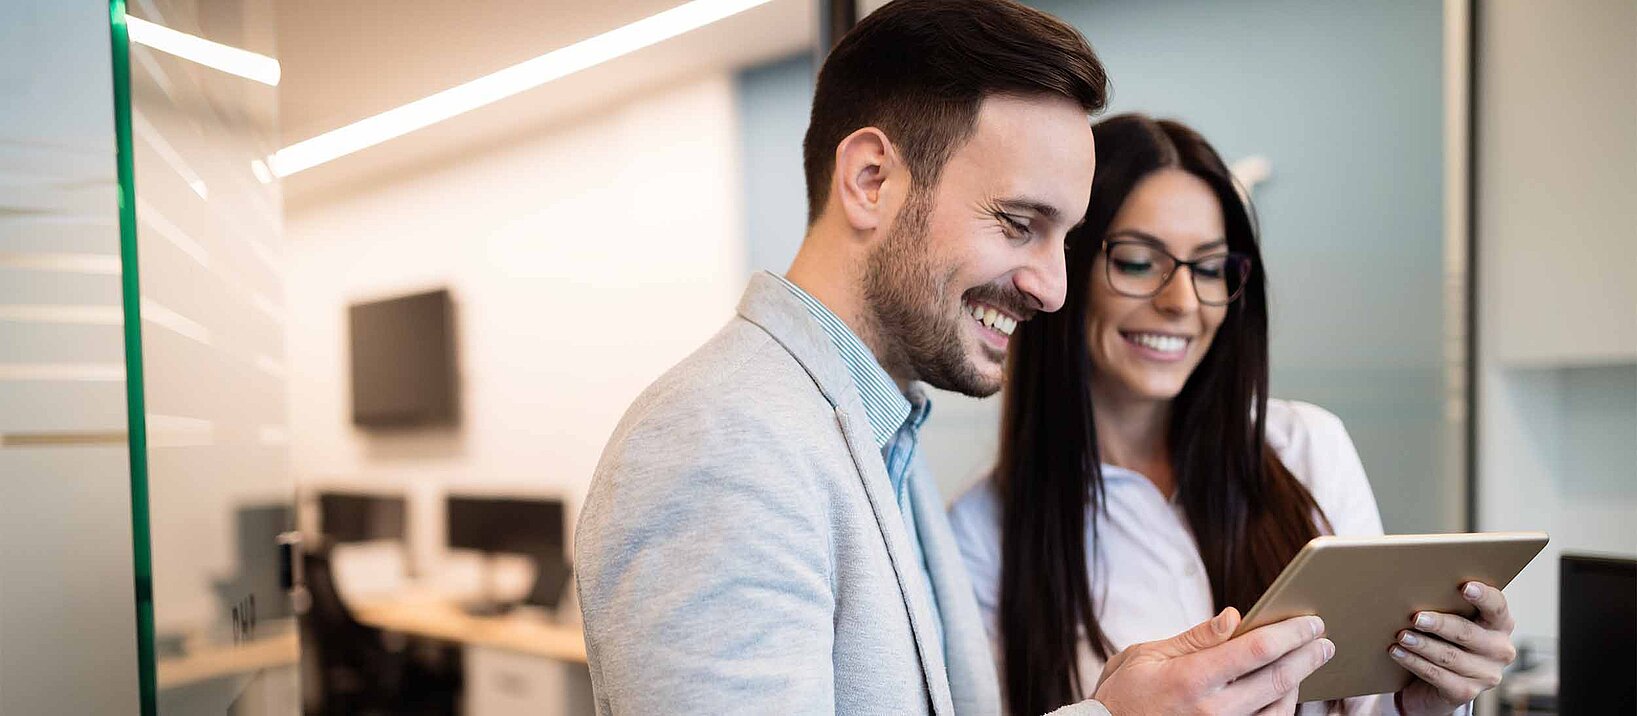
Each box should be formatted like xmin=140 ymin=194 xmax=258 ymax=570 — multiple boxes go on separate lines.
xmin=348 ymin=288 xmax=458 ymax=428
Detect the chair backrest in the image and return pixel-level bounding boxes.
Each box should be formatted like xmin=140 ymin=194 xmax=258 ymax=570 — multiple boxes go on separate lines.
xmin=301 ymin=547 xmax=381 ymax=666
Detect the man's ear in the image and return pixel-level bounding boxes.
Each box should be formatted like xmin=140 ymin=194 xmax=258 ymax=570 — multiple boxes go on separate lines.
xmin=831 ymin=127 xmax=903 ymax=236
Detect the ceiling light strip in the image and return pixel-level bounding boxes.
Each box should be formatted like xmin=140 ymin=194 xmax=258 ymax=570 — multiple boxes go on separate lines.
xmin=269 ymin=0 xmax=773 ymax=177
xmin=126 ymin=16 xmax=281 ymax=87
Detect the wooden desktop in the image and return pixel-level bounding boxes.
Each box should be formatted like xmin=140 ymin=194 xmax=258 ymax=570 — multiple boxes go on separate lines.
xmin=351 ymin=594 xmax=586 ymax=663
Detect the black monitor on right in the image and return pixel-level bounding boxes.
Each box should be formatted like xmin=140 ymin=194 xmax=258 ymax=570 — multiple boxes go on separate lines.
xmin=1559 ymin=553 xmax=1636 ymax=714
xmin=446 ymin=496 xmax=569 ymax=610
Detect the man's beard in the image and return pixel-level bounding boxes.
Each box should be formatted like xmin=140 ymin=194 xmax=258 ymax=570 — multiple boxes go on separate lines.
xmin=862 ymin=191 xmax=1000 ymax=398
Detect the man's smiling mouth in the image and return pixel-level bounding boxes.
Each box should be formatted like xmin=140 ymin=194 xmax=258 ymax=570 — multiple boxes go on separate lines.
xmin=964 ymin=299 xmax=1020 ymax=336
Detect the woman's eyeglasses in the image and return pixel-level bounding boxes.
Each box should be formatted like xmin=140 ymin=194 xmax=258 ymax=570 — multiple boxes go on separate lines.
xmin=1100 ymin=233 xmax=1253 ymax=306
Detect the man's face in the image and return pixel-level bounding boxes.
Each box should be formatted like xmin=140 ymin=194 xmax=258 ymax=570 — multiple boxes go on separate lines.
xmin=863 ymin=94 xmax=1097 ymax=397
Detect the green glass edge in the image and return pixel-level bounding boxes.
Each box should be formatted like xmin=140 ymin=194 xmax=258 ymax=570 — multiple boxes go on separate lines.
xmin=108 ymin=1 xmax=159 ymax=713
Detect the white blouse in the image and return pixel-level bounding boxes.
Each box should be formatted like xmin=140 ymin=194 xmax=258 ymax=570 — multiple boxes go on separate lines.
xmin=949 ymin=399 xmax=1406 ymax=716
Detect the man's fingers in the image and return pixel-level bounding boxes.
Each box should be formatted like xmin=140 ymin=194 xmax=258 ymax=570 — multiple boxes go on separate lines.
xmin=1184 ymin=614 xmax=1324 ymax=685
xmin=1095 ymin=647 xmax=1130 ymax=693
xmin=1149 ymin=607 xmax=1240 ymax=659
xmin=1252 ymin=687 xmax=1299 ymax=716
xmin=1461 ymin=581 xmax=1514 ymax=630
xmin=1211 ymin=637 xmax=1335 ymax=714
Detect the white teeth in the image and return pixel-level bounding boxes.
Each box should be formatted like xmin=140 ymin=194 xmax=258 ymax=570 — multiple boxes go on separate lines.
xmin=964 ymin=301 xmax=1018 ymax=336
xmin=1129 ymin=332 xmax=1187 ymax=353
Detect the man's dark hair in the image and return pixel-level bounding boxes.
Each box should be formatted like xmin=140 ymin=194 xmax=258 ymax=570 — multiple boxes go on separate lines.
xmin=801 ymin=0 xmax=1108 ymax=224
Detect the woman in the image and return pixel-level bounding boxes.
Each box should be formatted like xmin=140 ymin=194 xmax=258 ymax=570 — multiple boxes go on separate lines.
xmin=948 ymin=114 xmax=1517 ymax=715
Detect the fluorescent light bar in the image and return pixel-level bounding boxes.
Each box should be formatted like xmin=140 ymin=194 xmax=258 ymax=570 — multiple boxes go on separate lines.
xmin=249 ymin=159 xmax=274 ymax=184
xmin=126 ymin=16 xmax=281 ymax=86
xmin=269 ymin=0 xmax=773 ymax=177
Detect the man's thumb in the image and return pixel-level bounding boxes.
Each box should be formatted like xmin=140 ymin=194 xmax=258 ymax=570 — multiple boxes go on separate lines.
xmin=1154 ymin=607 xmax=1239 ymax=658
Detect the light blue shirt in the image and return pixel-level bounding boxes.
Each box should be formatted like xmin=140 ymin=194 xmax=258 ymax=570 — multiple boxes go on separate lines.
xmin=774 ymin=274 xmax=943 ymax=653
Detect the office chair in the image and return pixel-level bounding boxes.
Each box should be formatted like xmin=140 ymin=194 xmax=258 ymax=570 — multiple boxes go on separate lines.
xmin=300 ymin=547 xmax=460 ymax=715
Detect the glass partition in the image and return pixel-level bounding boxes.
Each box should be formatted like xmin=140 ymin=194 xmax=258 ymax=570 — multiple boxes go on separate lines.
xmin=113 ymin=0 xmax=296 ymax=711
xmin=0 ymin=3 xmax=142 ymax=712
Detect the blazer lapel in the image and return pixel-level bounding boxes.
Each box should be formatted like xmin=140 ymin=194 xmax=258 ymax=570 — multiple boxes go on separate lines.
xmin=834 ymin=409 xmax=956 ymax=716
xmin=909 ymin=455 xmax=1002 ymax=715
xmin=736 ymin=272 xmax=955 ymax=715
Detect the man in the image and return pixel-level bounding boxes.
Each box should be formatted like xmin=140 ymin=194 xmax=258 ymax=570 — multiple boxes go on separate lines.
xmin=575 ymin=1 xmax=1334 ymax=713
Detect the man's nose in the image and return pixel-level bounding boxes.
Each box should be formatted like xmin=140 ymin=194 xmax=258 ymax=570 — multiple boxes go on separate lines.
xmin=1014 ymin=241 xmax=1068 ymax=314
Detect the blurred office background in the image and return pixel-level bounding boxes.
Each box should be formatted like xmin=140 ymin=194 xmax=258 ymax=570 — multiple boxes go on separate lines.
xmin=2 ymin=0 xmax=1631 ymax=714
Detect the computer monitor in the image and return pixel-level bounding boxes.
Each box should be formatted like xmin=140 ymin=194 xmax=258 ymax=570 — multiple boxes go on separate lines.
xmin=1559 ymin=553 xmax=1636 ymax=714
xmin=446 ymin=496 xmax=568 ymax=611
xmin=318 ymin=492 xmax=406 ymax=545
xmin=446 ymin=496 xmax=564 ymax=555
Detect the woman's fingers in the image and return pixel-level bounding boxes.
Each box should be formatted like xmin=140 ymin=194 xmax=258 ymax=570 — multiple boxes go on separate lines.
xmin=1409 ymin=610 xmax=1517 ymax=664
xmin=1394 ymin=629 xmax=1501 ymax=685
xmin=1461 ymin=581 xmax=1515 ymax=631
xmin=1389 ymin=642 xmax=1487 ymax=704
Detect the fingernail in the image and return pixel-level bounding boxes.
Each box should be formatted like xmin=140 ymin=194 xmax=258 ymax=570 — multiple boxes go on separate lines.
xmin=1399 ymin=631 xmax=1421 ymax=647
xmin=1212 ymin=611 xmax=1229 ymax=634
xmin=1307 ymin=616 xmax=1325 ymax=638
xmin=1464 ymin=582 xmax=1482 ymax=600
xmin=1391 ymin=646 xmax=1408 ymax=659
xmin=1320 ymin=638 xmax=1335 ymax=661
xmin=1415 ymin=613 xmax=1435 ymax=629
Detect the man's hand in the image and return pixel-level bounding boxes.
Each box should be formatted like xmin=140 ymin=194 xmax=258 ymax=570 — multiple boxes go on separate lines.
xmin=1092 ymin=608 xmax=1335 ymax=716
xmin=1391 ymin=582 xmax=1519 ymax=716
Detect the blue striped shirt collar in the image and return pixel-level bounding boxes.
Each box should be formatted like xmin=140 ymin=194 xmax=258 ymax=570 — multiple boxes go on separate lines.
xmin=772 ymin=274 xmax=911 ymax=448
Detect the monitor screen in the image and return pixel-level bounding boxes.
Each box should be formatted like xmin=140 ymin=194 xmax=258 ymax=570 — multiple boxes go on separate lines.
xmin=446 ymin=496 xmax=569 ymax=608
xmin=318 ymin=492 xmax=406 ymax=544
xmin=1560 ymin=553 xmax=1636 ymax=714
xmin=445 ymin=496 xmax=564 ymax=555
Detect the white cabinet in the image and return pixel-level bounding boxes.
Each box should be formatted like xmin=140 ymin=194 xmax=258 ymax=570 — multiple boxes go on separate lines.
xmin=1478 ymin=0 xmax=1637 ymax=368
xmin=1475 ymin=0 xmax=1637 ymax=647
xmin=464 ymin=645 xmax=593 ymax=716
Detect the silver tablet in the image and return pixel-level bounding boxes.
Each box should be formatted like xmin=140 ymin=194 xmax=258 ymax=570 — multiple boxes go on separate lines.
xmin=1232 ymin=531 xmax=1549 ymax=702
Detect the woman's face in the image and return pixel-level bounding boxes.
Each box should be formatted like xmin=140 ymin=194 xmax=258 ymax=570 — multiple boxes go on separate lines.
xmin=1085 ymin=168 xmax=1230 ymax=405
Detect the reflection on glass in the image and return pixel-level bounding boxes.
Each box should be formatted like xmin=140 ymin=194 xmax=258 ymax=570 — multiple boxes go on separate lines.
xmin=115 ymin=0 xmax=296 ymax=711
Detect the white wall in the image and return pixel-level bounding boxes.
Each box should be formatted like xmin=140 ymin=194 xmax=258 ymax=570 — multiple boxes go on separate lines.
xmin=1475 ymin=0 xmax=1637 ymax=644
xmin=284 ymin=74 xmax=745 ymax=573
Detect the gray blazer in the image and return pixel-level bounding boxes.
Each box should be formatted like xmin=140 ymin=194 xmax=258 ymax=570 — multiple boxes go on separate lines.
xmin=576 ymin=273 xmax=1103 ymax=715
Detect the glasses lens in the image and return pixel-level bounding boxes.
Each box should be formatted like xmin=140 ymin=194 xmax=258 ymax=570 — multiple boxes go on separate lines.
xmin=1191 ymin=253 xmax=1251 ymax=304
xmin=1105 ymin=242 xmax=1169 ymax=297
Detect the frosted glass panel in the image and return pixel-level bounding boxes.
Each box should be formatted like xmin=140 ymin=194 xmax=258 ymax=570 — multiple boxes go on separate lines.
xmin=120 ymin=0 xmax=296 ymax=711
xmin=0 ymin=2 xmax=141 ymax=713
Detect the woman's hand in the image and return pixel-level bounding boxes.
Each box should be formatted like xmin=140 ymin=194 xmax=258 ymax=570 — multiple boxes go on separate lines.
xmin=1390 ymin=581 xmax=1518 ymax=716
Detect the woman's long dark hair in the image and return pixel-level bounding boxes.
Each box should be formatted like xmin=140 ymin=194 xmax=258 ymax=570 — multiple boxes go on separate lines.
xmin=995 ymin=114 xmax=1329 ymax=714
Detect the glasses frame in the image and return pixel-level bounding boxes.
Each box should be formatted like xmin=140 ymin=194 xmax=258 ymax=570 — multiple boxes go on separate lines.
xmin=1100 ymin=233 xmax=1254 ymax=306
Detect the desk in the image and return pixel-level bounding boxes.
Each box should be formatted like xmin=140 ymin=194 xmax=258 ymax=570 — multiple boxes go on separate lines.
xmin=353 ymin=595 xmax=592 ymax=715
xmin=352 ymin=596 xmax=587 ymax=664
xmin=155 ymin=630 xmax=301 ymax=690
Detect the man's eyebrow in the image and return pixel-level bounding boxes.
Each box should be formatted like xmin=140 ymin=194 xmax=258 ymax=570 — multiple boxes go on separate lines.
xmin=994 ymin=197 xmax=1063 ymax=222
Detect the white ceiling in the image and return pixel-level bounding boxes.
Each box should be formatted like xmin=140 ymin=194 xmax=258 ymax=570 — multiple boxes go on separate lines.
xmin=273 ymin=0 xmax=813 ymax=208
